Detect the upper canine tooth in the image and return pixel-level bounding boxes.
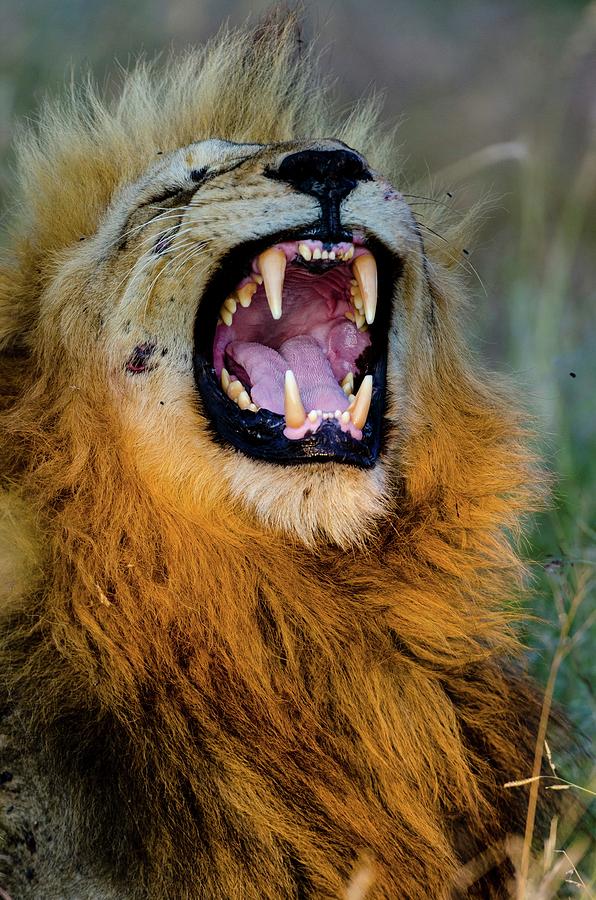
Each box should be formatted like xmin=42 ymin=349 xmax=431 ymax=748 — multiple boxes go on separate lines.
xmin=284 ymin=370 xmax=306 ymax=428
xmin=298 ymin=243 xmax=312 ymax=261
xmin=352 ymin=253 xmax=377 ymax=325
xmin=237 ymin=282 xmax=257 ymax=307
xmin=350 ymin=375 xmax=373 ymax=429
xmin=258 ymin=248 xmax=286 ymax=320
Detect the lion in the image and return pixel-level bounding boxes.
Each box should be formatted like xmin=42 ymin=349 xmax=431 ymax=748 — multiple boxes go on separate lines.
xmin=0 ymin=14 xmax=558 ymax=900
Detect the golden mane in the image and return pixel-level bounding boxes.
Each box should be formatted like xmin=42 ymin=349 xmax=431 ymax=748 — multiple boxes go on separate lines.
xmin=0 ymin=13 xmax=554 ymax=899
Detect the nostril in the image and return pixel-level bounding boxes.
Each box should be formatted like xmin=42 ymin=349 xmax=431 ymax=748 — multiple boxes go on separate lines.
xmin=271 ymin=148 xmax=371 ymax=201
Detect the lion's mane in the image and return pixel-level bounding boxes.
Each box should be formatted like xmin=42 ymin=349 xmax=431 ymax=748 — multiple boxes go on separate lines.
xmin=0 ymin=14 xmax=553 ymax=900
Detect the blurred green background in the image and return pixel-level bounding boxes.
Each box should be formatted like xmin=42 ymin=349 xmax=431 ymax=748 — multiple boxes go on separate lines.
xmin=1 ymin=0 xmax=594 ymax=880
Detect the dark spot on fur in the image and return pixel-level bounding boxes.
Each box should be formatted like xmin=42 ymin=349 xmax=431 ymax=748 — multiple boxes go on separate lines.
xmin=569 ymin=371 xmax=576 ymax=378
xmin=24 ymin=829 xmax=37 ymax=854
xmin=170 ymin=296 xmax=176 ymax=302
xmin=79 ymin=236 xmax=86 ymax=241
xmin=156 ymin=150 xmax=163 ymax=155
xmin=25 ymin=867 xmax=35 ymax=881
xmin=190 ymin=167 xmax=208 ymax=183
xmin=0 ymin=771 xmax=13 ymax=784
xmin=6 ymin=804 xmax=14 ymax=813
xmin=125 ymin=342 xmax=157 ymax=375
xmin=159 ymin=401 xmax=165 ymax=406
xmin=462 ymin=248 xmax=470 ymax=256
xmin=161 ymin=347 xmax=168 ymax=356
xmin=446 ymin=191 xmax=453 ymax=198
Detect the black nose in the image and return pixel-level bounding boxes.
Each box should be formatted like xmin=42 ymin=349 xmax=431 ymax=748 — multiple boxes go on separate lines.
xmin=274 ymin=148 xmax=371 ymax=203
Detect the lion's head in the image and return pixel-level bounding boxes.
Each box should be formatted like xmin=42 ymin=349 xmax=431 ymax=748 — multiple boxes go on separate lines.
xmin=0 ymin=16 xmax=531 ymax=556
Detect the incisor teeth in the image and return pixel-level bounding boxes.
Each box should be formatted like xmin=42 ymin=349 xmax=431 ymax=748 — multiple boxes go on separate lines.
xmin=298 ymin=243 xmax=312 ymax=261
xmin=237 ymin=282 xmax=257 ymax=307
xmin=340 ymin=410 xmax=351 ymax=425
xmin=352 ymin=253 xmax=378 ymax=325
xmin=221 ymin=368 xmax=230 ymax=392
xmin=321 ymin=250 xmax=329 ymax=260
xmin=312 ymin=247 xmax=322 ymax=260
xmin=355 ymin=311 xmax=366 ymax=330
xmin=284 ymin=370 xmax=306 ymax=428
xmin=307 ymin=410 xmax=319 ymax=423
xmin=221 ymin=308 xmax=233 ymax=327
xmin=224 ymin=296 xmax=237 ymax=314
xmin=350 ymin=375 xmax=373 ymax=429
xmin=258 ymin=248 xmax=286 ymax=320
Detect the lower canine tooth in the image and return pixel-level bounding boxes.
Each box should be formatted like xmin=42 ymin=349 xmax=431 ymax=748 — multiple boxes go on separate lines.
xmin=258 ymin=248 xmax=286 ymax=320
xmin=284 ymin=370 xmax=306 ymax=428
xmin=352 ymin=253 xmax=378 ymax=325
xmin=350 ymin=375 xmax=373 ymax=429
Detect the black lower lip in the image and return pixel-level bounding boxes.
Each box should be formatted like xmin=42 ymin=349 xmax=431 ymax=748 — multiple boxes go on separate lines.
xmin=193 ymin=354 xmax=387 ymax=467
xmin=192 ymin=227 xmax=399 ymax=467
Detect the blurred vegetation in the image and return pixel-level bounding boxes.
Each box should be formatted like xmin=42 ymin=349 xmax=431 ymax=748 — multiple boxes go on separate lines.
xmin=0 ymin=0 xmax=594 ymax=891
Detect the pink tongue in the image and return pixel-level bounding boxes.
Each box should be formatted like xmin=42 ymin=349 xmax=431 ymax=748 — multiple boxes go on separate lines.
xmin=226 ymin=336 xmax=349 ymax=415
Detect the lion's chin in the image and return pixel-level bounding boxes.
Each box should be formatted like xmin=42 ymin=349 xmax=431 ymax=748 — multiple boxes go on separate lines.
xmin=222 ymin=454 xmax=389 ymax=549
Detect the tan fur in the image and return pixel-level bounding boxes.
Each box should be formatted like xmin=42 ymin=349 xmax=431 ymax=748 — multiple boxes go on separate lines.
xmin=0 ymin=14 xmax=553 ymax=899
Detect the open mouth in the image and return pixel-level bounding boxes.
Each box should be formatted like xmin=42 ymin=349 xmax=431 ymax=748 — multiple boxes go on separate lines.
xmin=193 ymin=229 xmax=398 ymax=466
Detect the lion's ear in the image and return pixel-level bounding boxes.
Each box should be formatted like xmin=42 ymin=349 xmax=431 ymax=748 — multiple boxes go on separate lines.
xmin=0 ymin=265 xmax=30 ymax=351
